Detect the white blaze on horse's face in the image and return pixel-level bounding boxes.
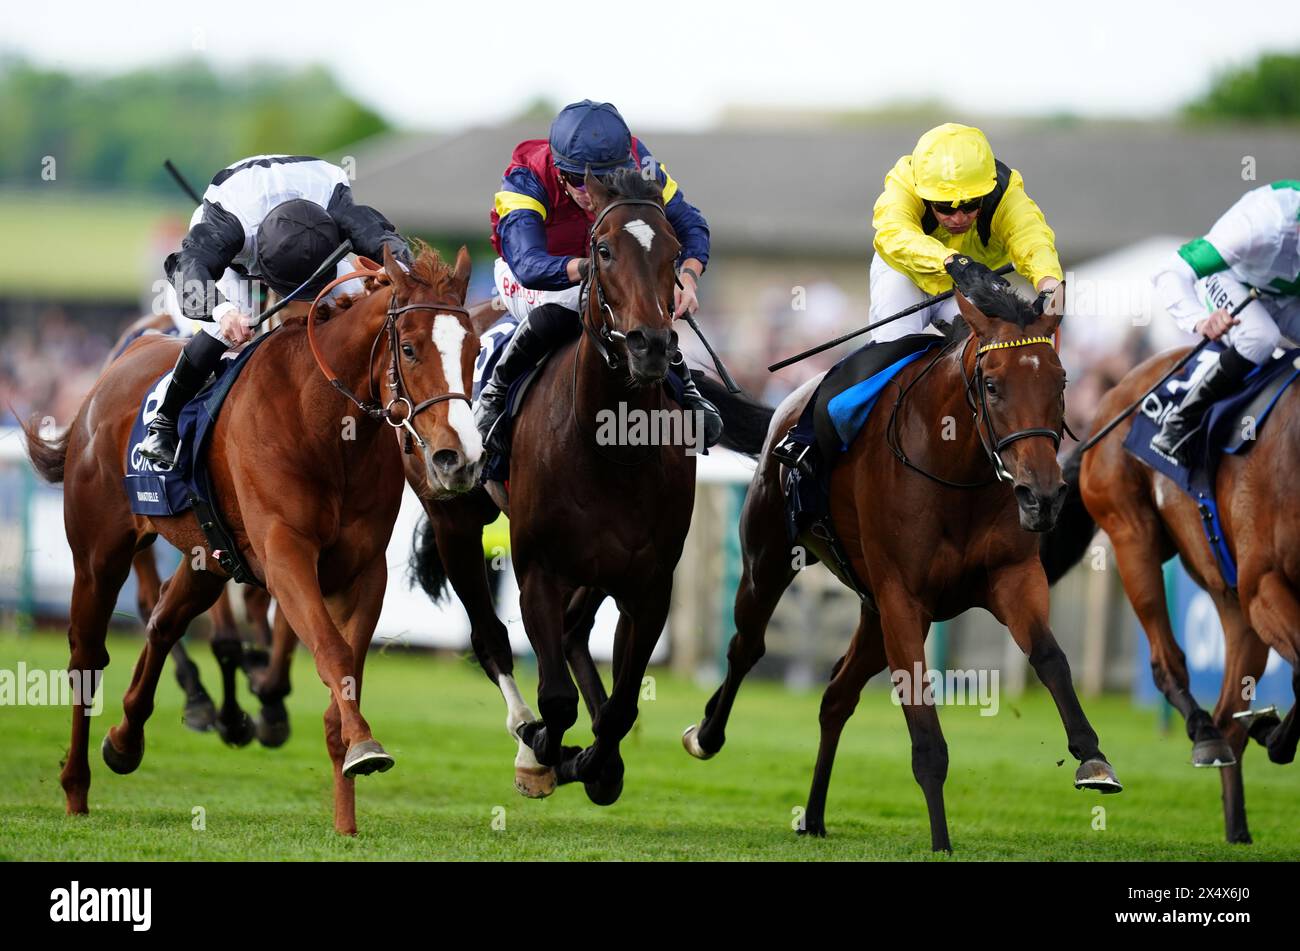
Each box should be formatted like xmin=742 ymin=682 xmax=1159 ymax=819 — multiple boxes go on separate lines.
xmin=432 ymin=314 xmax=483 ymax=464
xmin=624 ymin=219 xmax=655 ymax=253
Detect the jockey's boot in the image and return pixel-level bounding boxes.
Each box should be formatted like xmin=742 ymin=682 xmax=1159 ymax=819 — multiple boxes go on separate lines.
xmin=474 ymin=315 xmax=555 ymax=457
xmin=1151 ymin=346 xmax=1254 ymax=465
xmin=140 ymin=331 xmax=230 ymax=468
xmin=673 ymin=362 xmax=723 ymax=449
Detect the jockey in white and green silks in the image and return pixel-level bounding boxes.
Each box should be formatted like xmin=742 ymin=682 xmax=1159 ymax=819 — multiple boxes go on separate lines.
xmin=1151 ymin=180 xmax=1300 ymax=462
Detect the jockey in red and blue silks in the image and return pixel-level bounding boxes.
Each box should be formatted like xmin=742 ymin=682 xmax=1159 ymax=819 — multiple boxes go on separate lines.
xmin=475 ymin=99 xmax=721 ymax=455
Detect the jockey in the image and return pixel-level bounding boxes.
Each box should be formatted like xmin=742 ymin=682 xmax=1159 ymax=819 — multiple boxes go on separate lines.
xmin=1151 ymin=181 xmax=1300 ymax=463
xmin=475 ymin=99 xmax=722 ymax=454
xmin=869 ymin=123 xmax=1063 ymax=338
xmin=140 ymin=155 xmax=411 ymax=467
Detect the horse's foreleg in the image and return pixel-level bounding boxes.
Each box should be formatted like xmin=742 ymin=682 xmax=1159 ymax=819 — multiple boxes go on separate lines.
xmin=990 ymin=563 xmax=1121 ymax=794
xmin=564 ymin=587 xmax=609 ymax=720
xmin=321 ymin=558 xmax=389 ymax=835
xmin=802 ymin=608 xmax=888 ymax=837
xmin=263 ymin=526 xmax=387 ymax=779
xmin=687 ymin=481 xmax=796 ymax=758
xmin=1111 ymin=523 xmax=1231 ymax=765
xmin=515 ymin=567 xmax=578 ymax=770
xmin=105 ymin=565 xmax=226 ymax=775
xmin=1244 ymin=570 xmax=1300 ymax=765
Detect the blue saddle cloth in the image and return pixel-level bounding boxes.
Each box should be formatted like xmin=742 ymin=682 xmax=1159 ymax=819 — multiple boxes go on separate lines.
xmin=123 ymin=333 xmax=274 ymax=516
xmin=476 ymin=320 xmax=688 ymax=484
xmin=1124 ymin=343 xmax=1300 ymax=588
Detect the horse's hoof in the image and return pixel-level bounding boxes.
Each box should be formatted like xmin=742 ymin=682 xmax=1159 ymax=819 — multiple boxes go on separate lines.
xmin=584 ymin=758 xmax=625 ymax=806
xmin=514 ymin=765 xmax=557 ymax=799
xmin=1074 ymin=758 xmax=1123 ymax=793
xmin=1234 ymin=706 xmax=1281 ymax=744
xmin=255 ymin=704 xmax=291 ymax=749
xmin=216 ymin=710 xmax=256 ymax=748
xmin=343 ymin=739 xmax=394 ymax=778
xmin=101 ymin=733 xmax=143 ymax=775
xmin=681 ymin=724 xmax=715 ymax=760
xmin=181 ymin=695 xmax=217 ymax=733
xmin=1191 ymin=737 xmax=1237 ymax=768
xmin=797 ymin=818 xmax=827 ymax=838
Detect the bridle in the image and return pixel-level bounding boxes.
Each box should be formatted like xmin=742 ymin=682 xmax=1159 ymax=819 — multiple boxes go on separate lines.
xmin=887 ymin=332 xmax=1067 ymax=489
xmin=305 ymin=263 xmax=472 ymax=454
xmin=578 ymin=197 xmax=681 ymax=372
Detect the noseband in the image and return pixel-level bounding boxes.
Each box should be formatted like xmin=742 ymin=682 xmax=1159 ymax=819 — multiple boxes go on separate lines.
xmin=305 ymin=265 xmax=472 ymax=454
xmin=579 ymin=197 xmax=679 ymax=371
xmin=887 ymin=332 xmax=1065 ymax=489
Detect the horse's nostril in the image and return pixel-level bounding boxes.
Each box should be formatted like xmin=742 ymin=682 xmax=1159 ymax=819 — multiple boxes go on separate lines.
xmin=432 ymin=449 xmax=463 ymax=471
xmin=626 ymin=330 xmax=648 ymax=353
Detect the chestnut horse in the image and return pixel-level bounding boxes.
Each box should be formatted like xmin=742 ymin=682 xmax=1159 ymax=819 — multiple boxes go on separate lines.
xmin=1040 ymin=347 xmax=1300 ymax=844
xmin=23 ymin=246 xmax=481 ymax=834
xmin=682 ymin=278 xmax=1122 ymax=851
xmin=107 ymin=311 xmax=280 ymax=746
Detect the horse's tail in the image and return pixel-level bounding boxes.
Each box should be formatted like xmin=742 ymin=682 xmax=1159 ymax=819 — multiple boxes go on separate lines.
xmin=1039 ymin=447 xmax=1097 ymax=585
xmin=408 ymin=515 xmax=449 ymax=602
xmin=20 ymin=415 xmax=69 ymax=484
xmin=695 ymin=372 xmax=774 ymax=458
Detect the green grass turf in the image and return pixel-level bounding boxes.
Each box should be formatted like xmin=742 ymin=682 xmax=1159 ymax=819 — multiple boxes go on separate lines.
xmin=0 ymin=629 xmax=1294 ymax=861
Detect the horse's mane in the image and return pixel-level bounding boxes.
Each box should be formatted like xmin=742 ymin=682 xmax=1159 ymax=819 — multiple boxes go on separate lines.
xmin=314 ymin=240 xmax=455 ymax=321
xmin=598 ymin=168 xmax=664 ymax=204
xmin=962 ymin=268 xmax=1036 ymax=329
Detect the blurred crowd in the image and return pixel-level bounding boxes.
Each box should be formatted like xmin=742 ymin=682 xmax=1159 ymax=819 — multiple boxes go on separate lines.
xmin=0 ymin=308 xmax=118 ymax=428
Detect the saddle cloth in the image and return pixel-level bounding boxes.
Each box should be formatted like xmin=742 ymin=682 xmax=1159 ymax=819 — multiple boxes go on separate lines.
xmin=1124 ymin=343 xmax=1300 ymax=588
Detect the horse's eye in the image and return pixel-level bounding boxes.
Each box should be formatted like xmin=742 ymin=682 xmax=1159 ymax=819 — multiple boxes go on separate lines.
xmin=985 ymin=379 xmax=998 ymax=395
xmin=401 ymin=343 xmax=416 ymax=359
xmin=597 ymin=243 xmax=612 ymax=261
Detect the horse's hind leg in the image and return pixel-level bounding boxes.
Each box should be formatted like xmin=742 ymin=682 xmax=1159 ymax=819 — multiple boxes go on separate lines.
xmin=208 ymin=585 xmax=255 ymax=747
xmin=135 ymin=548 xmax=217 ymax=732
xmin=686 ymin=477 xmax=796 ymax=759
xmin=1244 ymin=571 xmax=1300 ymax=765
xmin=104 ymin=565 xmax=227 ymax=775
xmin=802 ymin=607 xmax=888 ymax=837
xmin=248 ymin=605 xmax=292 ymax=749
xmin=988 ymin=562 xmax=1121 ymax=794
xmin=62 ymin=536 xmax=137 ymax=814
xmin=1110 ymin=521 xmax=1232 ymax=765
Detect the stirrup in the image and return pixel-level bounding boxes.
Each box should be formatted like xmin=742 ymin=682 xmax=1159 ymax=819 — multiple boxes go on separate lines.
xmin=771 ymin=431 xmax=814 ymax=475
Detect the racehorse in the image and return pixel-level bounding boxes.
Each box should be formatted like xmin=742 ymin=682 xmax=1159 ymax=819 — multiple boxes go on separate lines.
xmin=23 ymin=245 xmax=481 ymax=834
xmin=1040 ymin=347 xmax=1300 ymax=844
xmin=682 ymin=277 xmax=1122 ymax=852
xmin=107 ymin=310 xmax=281 ymax=747
xmin=410 ymin=169 xmax=770 ymax=804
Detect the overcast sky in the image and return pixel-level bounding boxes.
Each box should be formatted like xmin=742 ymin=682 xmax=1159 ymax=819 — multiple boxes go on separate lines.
xmin=6 ymin=0 xmax=1300 ymax=130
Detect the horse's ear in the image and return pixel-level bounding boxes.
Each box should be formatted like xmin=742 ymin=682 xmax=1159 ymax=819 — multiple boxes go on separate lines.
xmin=954 ymin=290 xmax=993 ymax=338
xmin=382 ymin=245 xmax=409 ymax=294
xmin=1029 ymin=282 xmax=1066 ymax=336
xmin=451 ymin=245 xmax=472 ymax=300
xmin=584 ymin=167 xmax=611 ymax=207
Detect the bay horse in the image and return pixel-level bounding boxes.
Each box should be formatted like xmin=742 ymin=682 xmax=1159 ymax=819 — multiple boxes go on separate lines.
xmin=107 ymin=310 xmax=280 ymax=746
xmin=1040 ymin=347 xmax=1300 ymax=844
xmin=683 ymin=277 xmax=1122 ymax=851
xmin=409 ymin=168 xmax=768 ymax=805
xmin=22 ymin=245 xmax=482 ymax=834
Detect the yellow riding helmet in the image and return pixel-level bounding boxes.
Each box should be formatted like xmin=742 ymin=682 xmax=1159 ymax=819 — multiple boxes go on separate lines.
xmin=911 ymin=123 xmax=997 ymax=204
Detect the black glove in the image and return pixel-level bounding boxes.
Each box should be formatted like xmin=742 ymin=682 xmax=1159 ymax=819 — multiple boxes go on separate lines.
xmin=1032 ymin=288 xmax=1054 ymax=316
xmin=944 ymin=255 xmax=1000 ymax=296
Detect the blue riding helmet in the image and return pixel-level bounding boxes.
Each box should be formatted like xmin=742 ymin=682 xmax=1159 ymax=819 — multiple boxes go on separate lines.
xmin=549 ymin=100 xmax=636 ymax=175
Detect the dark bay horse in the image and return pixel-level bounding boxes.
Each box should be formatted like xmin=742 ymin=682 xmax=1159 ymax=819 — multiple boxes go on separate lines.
xmin=1041 ymin=347 xmax=1300 ymax=844
xmin=107 ymin=311 xmax=280 ymax=746
xmin=23 ymin=246 xmax=481 ymax=834
xmin=683 ymin=279 xmax=1122 ymax=851
xmin=410 ymin=169 xmax=768 ymax=805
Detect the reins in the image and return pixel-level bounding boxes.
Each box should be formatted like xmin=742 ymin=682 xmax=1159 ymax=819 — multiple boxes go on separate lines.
xmin=886 ymin=332 xmax=1065 ymax=489
xmin=305 ymin=261 xmax=473 ymax=454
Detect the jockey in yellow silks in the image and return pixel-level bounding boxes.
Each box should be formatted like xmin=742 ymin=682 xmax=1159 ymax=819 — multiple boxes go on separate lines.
xmin=869 ymin=123 xmax=1063 ymax=341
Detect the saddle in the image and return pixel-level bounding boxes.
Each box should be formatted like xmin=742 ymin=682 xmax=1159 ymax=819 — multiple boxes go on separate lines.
xmin=123 ymin=333 xmax=274 ymax=585
xmin=1124 ymin=343 xmax=1300 ymax=588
